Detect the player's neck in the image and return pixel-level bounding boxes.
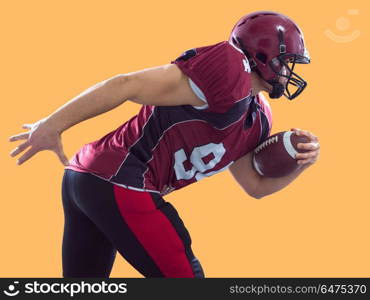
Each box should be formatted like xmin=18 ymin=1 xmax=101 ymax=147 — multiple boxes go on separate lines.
xmin=251 ymin=71 xmax=272 ymax=96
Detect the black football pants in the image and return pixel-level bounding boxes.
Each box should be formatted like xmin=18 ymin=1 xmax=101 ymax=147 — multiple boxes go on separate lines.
xmin=61 ymin=169 xmax=204 ymax=278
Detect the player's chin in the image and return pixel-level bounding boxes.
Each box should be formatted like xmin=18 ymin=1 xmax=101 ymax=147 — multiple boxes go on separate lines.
xmin=263 ymin=81 xmax=273 ymax=93
xmin=264 ymin=82 xmax=286 ymax=99
xmin=263 ymin=86 xmax=277 ymax=98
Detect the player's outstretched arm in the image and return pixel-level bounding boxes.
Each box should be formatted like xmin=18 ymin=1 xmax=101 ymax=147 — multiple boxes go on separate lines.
xmin=229 ymin=129 xmax=320 ymax=199
xmin=9 ymin=64 xmax=205 ymax=166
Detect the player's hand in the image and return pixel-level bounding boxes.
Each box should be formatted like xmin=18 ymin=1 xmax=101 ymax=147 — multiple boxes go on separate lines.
xmin=9 ymin=118 xmax=69 ymax=166
xmin=290 ymin=128 xmax=320 ymax=166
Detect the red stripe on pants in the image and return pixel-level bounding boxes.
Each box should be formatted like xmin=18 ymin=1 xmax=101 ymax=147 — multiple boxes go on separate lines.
xmin=113 ymin=185 xmax=194 ymax=277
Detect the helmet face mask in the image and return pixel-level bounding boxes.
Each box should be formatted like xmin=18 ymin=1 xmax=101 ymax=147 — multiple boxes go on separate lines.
xmin=269 ymin=53 xmax=310 ymax=100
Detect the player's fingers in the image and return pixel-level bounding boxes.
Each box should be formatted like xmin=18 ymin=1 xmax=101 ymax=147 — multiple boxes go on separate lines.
xmin=297 ymin=142 xmax=320 ymax=151
xmin=298 ymin=157 xmax=317 ymax=165
xmin=16 ymin=147 xmax=38 ymax=165
xmin=297 ymin=129 xmax=319 ymax=143
xmin=292 ymin=128 xmax=308 ymax=137
xmin=56 ymin=152 xmax=69 ymax=166
xmin=305 ymin=130 xmax=318 ymax=142
xmin=10 ymin=141 xmax=31 ymax=157
xmin=54 ymin=147 xmax=69 ymax=166
xmin=9 ymin=132 xmax=29 ymax=142
xmin=22 ymin=124 xmax=33 ymax=129
xmin=298 ymin=129 xmax=311 ymax=138
xmin=291 ymin=128 xmax=302 ymax=133
xmin=296 ymin=150 xmax=319 ymax=160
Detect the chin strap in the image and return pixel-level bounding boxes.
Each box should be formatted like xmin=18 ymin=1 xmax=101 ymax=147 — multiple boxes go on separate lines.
xmin=267 ymin=29 xmax=287 ymax=99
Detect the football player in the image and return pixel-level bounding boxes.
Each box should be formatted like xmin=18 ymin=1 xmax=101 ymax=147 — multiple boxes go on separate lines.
xmin=9 ymin=11 xmax=320 ymax=277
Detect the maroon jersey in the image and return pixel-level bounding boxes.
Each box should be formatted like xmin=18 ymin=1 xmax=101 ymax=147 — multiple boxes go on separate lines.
xmin=65 ymin=41 xmax=273 ymax=195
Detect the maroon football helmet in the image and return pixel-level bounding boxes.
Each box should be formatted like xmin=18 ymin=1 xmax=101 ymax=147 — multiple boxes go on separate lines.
xmin=229 ymin=11 xmax=310 ymax=100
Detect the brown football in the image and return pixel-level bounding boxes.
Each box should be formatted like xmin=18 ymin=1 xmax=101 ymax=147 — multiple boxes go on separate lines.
xmin=253 ymin=131 xmax=310 ymax=178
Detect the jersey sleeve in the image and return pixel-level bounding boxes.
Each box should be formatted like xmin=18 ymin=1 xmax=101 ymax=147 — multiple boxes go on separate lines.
xmin=171 ymin=41 xmax=252 ymax=114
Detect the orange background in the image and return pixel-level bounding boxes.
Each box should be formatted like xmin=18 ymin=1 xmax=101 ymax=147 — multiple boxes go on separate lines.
xmin=1 ymin=0 xmax=369 ymax=277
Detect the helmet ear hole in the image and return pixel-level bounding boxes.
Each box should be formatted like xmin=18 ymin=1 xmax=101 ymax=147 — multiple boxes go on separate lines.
xmin=256 ymin=52 xmax=267 ymax=64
